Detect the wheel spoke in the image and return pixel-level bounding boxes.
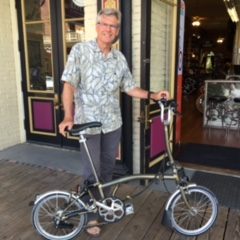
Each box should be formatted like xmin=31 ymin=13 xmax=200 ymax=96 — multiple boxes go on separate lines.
xmin=170 ymin=186 xmax=218 ymax=236
xmin=32 ymin=192 xmax=86 ymax=240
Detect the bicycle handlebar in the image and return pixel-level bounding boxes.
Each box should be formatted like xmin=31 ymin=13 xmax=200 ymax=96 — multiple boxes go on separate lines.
xmin=158 ymin=99 xmax=179 ymax=125
xmin=67 ymin=99 xmax=180 ymax=136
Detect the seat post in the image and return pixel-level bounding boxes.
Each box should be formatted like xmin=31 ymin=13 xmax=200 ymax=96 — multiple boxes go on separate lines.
xmin=79 ymin=134 xmax=100 ymax=184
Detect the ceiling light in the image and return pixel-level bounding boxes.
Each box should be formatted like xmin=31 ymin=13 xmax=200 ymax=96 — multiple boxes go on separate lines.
xmin=217 ymin=38 xmax=224 ymax=44
xmin=192 ymin=20 xmax=201 ymax=27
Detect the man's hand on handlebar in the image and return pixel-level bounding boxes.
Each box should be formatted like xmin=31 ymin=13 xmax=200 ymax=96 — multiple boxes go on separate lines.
xmin=59 ymin=118 xmax=74 ymax=136
xmin=150 ymin=90 xmax=170 ymax=101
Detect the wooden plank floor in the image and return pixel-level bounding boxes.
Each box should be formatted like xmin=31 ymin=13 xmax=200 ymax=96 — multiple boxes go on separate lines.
xmin=0 ymin=159 xmax=240 ymax=240
xmin=181 ymin=94 xmax=240 ymax=149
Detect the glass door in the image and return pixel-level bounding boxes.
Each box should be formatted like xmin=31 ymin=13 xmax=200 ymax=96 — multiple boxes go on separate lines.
xmin=18 ymin=0 xmax=85 ymax=147
xmin=20 ymin=0 xmax=60 ymax=145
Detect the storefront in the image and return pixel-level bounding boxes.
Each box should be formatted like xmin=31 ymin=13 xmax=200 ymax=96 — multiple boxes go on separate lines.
xmin=1 ymin=0 xmax=180 ymax=174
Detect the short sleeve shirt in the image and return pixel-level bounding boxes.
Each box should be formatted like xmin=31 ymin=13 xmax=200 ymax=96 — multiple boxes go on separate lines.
xmin=61 ymin=40 xmax=136 ymax=134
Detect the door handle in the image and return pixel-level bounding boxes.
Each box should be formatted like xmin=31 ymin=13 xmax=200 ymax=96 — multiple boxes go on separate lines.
xmin=54 ymin=94 xmax=60 ymax=110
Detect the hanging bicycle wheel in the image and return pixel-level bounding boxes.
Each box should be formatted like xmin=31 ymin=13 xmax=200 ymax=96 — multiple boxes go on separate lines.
xmin=32 ymin=192 xmax=87 ymax=240
xmin=169 ymin=186 xmax=218 ymax=236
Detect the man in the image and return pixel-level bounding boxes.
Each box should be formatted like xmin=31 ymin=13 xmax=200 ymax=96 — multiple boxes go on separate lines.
xmin=59 ymin=8 xmax=169 ymax=237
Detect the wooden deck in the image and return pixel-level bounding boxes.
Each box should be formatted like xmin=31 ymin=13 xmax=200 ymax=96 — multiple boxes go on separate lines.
xmin=0 ymin=159 xmax=240 ymax=240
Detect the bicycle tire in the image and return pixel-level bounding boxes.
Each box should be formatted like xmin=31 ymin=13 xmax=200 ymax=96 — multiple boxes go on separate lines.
xmin=169 ymin=185 xmax=218 ymax=236
xmin=32 ymin=191 xmax=87 ymax=240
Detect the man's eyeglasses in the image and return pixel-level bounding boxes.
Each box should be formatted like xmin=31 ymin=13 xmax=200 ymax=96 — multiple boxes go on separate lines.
xmin=97 ymin=22 xmax=119 ymax=30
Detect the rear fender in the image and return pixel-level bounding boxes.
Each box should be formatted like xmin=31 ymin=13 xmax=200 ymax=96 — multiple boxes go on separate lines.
xmin=34 ymin=190 xmax=87 ymax=208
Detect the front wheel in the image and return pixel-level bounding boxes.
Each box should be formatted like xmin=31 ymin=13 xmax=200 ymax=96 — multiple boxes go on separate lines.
xmin=169 ymin=186 xmax=218 ymax=236
xmin=32 ymin=191 xmax=87 ymax=240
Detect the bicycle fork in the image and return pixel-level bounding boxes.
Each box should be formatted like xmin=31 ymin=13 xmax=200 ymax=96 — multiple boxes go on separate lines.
xmin=179 ymin=186 xmax=196 ymax=212
xmin=161 ymin=183 xmax=197 ymax=229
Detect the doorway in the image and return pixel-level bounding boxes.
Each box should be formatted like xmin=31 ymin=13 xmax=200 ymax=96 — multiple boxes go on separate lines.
xmin=181 ymin=0 xmax=239 ymax=148
xmin=17 ymin=0 xmax=85 ymax=148
xmin=139 ymin=0 xmax=177 ymax=174
xmin=16 ymin=0 xmax=135 ymax=175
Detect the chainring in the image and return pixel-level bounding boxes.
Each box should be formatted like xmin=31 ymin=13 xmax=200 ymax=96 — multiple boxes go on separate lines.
xmin=98 ymin=197 xmax=125 ymax=222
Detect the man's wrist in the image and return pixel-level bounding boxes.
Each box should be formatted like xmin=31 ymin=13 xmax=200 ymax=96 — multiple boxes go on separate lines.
xmin=63 ymin=116 xmax=73 ymax=122
xmin=148 ymin=91 xmax=154 ymax=100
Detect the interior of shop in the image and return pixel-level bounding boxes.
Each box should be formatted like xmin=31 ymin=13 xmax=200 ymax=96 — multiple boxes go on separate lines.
xmin=181 ymin=0 xmax=240 ymax=149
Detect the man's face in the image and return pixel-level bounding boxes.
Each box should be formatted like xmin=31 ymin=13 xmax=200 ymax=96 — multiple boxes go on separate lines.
xmin=96 ymin=15 xmax=120 ymax=45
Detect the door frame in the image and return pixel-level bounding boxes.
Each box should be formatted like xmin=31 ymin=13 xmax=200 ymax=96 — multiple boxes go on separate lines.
xmin=140 ymin=0 xmax=152 ymax=174
xmin=120 ymin=1 xmax=133 ymax=174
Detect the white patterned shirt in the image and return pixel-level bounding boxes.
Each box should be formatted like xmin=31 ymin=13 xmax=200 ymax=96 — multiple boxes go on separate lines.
xmin=61 ymin=40 xmax=136 ymax=134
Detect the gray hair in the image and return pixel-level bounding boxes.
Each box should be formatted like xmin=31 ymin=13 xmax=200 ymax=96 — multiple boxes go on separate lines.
xmin=96 ymin=8 xmax=121 ymax=25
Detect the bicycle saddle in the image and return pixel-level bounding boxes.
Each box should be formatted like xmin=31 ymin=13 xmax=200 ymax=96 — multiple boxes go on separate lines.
xmin=68 ymin=122 xmax=102 ymax=135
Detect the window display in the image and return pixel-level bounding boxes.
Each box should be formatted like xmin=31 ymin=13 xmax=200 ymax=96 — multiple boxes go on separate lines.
xmin=204 ymin=80 xmax=240 ymax=130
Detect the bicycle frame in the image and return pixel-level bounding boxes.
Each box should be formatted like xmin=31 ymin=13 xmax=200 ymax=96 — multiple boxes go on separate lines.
xmin=77 ymin=100 xmax=184 ymax=200
xmin=32 ymin=100 xmax=218 ymax=239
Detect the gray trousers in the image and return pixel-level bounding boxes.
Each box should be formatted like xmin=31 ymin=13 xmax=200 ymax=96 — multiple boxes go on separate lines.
xmin=79 ymin=127 xmax=122 ymax=188
xmin=79 ymin=127 xmax=122 ymax=222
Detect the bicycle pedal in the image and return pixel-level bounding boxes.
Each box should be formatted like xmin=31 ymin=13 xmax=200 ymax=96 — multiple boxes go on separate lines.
xmin=125 ymin=203 xmax=134 ymax=215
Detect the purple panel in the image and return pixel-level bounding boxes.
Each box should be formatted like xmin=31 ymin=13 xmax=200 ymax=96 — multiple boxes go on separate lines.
xmin=150 ymin=116 xmax=166 ymax=158
xmin=32 ymin=100 xmax=54 ymax=132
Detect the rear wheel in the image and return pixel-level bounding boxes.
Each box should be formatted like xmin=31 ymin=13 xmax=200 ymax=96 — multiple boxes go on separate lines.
xmin=169 ymin=186 xmax=218 ymax=236
xmin=32 ymin=192 xmax=87 ymax=240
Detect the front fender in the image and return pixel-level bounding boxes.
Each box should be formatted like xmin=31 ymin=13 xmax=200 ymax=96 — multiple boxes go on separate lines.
xmin=162 ymin=184 xmax=197 ymax=229
xmin=164 ymin=183 xmax=197 ymax=210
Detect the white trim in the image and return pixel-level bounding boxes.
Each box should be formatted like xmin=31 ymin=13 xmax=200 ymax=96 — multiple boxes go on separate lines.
xmin=10 ymin=0 xmax=26 ymax=142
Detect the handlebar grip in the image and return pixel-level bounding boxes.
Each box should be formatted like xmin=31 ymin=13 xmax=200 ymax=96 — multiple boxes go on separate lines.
xmin=159 ymin=99 xmax=176 ymax=107
xmin=159 ymin=98 xmax=168 ymax=106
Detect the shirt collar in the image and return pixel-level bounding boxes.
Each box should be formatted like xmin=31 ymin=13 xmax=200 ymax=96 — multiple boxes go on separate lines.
xmin=92 ymin=39 xmax=117 ymax=59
